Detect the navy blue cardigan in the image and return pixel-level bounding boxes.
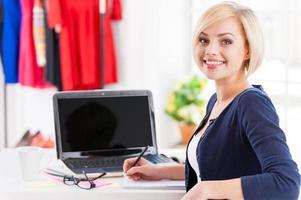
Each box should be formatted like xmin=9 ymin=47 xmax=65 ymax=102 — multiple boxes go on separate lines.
xmin=185 ymin=85 xmax=300 ymax=200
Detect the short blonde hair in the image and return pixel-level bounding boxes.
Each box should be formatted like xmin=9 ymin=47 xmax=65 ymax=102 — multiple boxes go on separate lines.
xmin=193 ymin=1 xmax=264 ymax=76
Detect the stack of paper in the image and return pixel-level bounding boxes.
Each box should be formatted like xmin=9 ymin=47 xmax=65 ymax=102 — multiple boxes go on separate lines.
xmin=122 ymin=179 xmax=185 ymax=190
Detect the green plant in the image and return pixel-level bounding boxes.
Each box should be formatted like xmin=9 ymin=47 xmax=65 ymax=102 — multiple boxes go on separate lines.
xmin=165 ymin=75 xmax=207 ymax=126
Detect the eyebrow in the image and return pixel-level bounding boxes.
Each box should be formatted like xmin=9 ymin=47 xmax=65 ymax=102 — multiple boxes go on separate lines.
xmin=200 ymin=32 xmax=236 ymax=38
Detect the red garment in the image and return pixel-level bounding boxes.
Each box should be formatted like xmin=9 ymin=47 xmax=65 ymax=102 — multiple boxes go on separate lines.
xmin=48 ymin=0 xmax=122 ymax=90
xmin=19 ymin=0 xmax=50 ymax=88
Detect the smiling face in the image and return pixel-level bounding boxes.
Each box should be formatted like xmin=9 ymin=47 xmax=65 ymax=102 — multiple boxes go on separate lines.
xmin=194 ymin=17 xmax=250 ymax=82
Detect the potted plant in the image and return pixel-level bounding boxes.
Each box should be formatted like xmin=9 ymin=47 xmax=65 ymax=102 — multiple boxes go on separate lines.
xmin=165 ymin=75 xmax=207 ymax=144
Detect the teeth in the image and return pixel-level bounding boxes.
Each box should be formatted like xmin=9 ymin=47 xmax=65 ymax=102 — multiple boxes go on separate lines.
xmin=205 ymin=61 xmax=224 ymax=65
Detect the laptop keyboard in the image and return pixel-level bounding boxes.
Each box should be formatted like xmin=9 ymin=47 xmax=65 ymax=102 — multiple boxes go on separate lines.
xmin=65 ymin=154 xmax=173 ymax=170
xmin=65 ymin=156 xmax=129 ymax=169
xmin=144 ymin=154 xmax=174 ymax=164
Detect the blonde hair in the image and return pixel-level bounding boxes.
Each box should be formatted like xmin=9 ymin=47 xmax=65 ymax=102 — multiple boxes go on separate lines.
xmin=193 ymin=1 xmax=264 ymax=76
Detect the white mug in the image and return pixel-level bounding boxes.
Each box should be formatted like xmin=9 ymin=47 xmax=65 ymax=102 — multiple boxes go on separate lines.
xmin=18 ymin=146 xmax=43 ymax=181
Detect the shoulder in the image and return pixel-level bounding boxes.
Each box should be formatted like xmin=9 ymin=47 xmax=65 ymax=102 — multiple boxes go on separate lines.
xmin=237 ymin=85 xmax=274 ymax=109
xmin=236 ymin=85 xmax=279 ymax=123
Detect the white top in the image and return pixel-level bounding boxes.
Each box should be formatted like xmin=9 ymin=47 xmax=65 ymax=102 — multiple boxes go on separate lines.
xmin=187 ymin=134 xmax=202 ymax=182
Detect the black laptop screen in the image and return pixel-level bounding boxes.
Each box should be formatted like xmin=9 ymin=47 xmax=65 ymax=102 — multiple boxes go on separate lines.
xmin=57 ymin=96 xmax=153 ymax=152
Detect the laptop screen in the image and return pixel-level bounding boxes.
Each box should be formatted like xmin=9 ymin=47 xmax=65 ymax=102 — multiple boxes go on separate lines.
xmin=53 ymin=90 xmax=157 ymax=158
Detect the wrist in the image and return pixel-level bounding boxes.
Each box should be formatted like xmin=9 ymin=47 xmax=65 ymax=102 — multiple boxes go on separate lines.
xmin=197 ymin=181 xmax=209 ymax=198
xmin=156 ymin=164 xmax=185 ymax=180
xmin=156 ymin=165 xmax=168 ymax=179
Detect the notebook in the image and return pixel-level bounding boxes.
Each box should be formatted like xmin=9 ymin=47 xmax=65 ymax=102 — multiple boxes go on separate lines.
xmin=53 ymin=90 xmax=174 ymax=175
xmin=122 ymin=178 xmax=185 ymax=190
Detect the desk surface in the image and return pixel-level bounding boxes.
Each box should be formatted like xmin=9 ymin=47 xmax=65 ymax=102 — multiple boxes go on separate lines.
xmin=0 ymin=148 xmax=185 ymax=200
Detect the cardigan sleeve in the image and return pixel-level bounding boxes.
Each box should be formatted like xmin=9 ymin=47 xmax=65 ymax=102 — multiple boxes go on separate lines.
xmin=238 ymin=90 xmax=300 ymax=200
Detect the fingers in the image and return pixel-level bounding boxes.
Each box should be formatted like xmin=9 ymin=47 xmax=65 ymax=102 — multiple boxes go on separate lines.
xmin=123 ymin=157 xmax=139 ymax=172
xmin=123 ymin=157 xmax=150 ymax=173
xmin=126 ymin=165 xmax=162 ymax=181
xmin=126 ymin=166 xmax=144 ymax=176
xmin=123 ymin=157 xmax=156 ymax=180
xmin=126 ymin=166 xmax=147 ymax=181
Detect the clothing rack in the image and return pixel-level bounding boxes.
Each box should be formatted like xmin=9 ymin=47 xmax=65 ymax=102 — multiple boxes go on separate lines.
xmin=0 ymin=1 xmax=111 ymax=148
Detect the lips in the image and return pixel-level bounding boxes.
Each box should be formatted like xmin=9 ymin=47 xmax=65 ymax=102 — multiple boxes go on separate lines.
xmin=203 ymin=59 xmax=226 ymax=69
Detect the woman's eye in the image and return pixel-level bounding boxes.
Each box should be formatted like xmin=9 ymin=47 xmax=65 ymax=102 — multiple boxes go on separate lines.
xmin=199 ymin=37 xmax=209 ymax=45
xmin=221 ymin=39 xmax=233 ymax=45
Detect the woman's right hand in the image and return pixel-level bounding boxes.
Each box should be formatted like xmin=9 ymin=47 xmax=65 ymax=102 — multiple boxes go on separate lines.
xmin=123 ymin=157 xmax=163 ymax=181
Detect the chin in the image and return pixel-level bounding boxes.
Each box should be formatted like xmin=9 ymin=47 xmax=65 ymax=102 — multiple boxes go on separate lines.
xmin=205 ymin=75 xmax=219 ymax=80
xmin=200 ymin=72 xmax=216 ymax=80
xmin=199 ymin=68 xmax=217 ymax=80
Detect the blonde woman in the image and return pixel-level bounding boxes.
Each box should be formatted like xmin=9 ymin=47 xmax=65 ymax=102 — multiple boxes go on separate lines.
xmin=123 ymin=2 xmax=300 ymax=199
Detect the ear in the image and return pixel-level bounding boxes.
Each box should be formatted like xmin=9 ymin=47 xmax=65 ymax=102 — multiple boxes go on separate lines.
xmin=244 ymin=50 xmax=250 ymax=60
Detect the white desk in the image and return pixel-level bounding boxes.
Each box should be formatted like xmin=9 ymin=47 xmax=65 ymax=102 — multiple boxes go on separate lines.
xmin=0 ymin=148 xmax=185 ymax=200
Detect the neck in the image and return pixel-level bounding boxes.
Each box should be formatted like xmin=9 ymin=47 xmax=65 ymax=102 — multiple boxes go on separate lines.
xmin=214 ymin=77 xmax=251 ymax=105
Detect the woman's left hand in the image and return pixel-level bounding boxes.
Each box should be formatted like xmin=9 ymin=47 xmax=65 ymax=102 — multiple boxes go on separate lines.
xmin=181 ymin=178 xmax=243 ymax=200
xmin=181 ymin=182 xmax=207 ymax=200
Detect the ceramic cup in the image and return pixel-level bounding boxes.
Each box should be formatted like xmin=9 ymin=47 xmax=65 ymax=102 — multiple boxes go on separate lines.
xmin=18 ymin=146 xmax=43 ymax=181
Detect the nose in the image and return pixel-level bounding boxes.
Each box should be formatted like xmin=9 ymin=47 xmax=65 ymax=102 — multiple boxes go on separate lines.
xmin=205 ymin=41 xmax=219 ymax=56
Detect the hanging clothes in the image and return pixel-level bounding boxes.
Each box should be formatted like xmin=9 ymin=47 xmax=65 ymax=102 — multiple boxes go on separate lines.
xmin=48 ymin=0 xmax=122 ymax=91
xmin=18 ymin=0 xmax=50 ymax=88
xmin=0 ymin=0 xmax=3 ymax=50
xmin=111 ymin=0 xmax=122 ymax=20
xmin=1 ymin=0 xmax=21 ymax=83
xmin=32 ymin=0 xmax=46 ymax=67
xmin=44 ymin=1 xmax=62 ymax=91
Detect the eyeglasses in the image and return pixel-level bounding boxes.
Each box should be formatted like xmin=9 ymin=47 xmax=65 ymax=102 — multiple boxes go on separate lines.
xmin=45 ymin=169 xmax=106 ymax=190
xmin=63 ymin=171 xmax=106 ymax=190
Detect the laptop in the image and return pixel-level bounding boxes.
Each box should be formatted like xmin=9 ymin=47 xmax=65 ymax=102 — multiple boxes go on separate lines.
xmin=53 ymin=90 xmax=174 ymax=175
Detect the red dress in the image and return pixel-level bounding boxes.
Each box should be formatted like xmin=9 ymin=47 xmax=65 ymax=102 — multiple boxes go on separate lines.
xmin=19 ymin=0 xmax=50 ymax=88
xmin=48 ymin=0 xmax=122 ymax=90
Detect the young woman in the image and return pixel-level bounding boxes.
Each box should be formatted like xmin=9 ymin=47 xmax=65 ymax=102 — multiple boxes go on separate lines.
xmin=123 ymin=2 xmax=300 ymax=199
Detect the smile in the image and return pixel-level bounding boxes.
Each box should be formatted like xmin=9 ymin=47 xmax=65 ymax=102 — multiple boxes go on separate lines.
xmin=203 ymin=59 xmax=226 ymax=69
xmin=205 ymin=61 xmax=224 ymax=65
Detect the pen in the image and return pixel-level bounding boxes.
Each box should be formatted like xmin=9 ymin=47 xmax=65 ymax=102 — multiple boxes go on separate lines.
xmin=130 ymin=146 xmax=149 ymax=168
xmin=46 ymin=168 xmax=67 ymax=176
xmin=44 ymin=168 xmax=74 ymax=179
xmin=44 ymin=170 xmax=67 ymax=178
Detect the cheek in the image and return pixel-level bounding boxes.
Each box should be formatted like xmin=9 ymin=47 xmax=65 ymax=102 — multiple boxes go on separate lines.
xmin=194 ymin=46 xmax=204 ymax=64
xmin=225 ymin=48 xmax=245 ymax=65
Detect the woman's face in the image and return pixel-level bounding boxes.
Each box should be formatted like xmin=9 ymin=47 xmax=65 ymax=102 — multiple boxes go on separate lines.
xmin=194 ymin=17 xmax=250 ymax=82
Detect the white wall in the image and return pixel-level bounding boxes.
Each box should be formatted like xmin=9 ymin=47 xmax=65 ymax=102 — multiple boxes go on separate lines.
xmin=3 ymin=0 xmax=191 ymax=148
xmin=0 ymin=58 xmax=5 ymax=149
xmin=6 ymin=85 xmax=57 ymax=147
xmin=113 ymin=0 xmax=191 ymax=147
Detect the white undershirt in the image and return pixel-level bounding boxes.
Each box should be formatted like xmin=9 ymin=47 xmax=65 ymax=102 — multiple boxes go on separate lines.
xmin=187 ymin=134 xmax=202 ymax=182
